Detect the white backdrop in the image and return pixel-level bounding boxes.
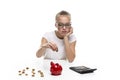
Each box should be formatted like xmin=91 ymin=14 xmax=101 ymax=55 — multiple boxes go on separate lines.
xmin=0 ymin=0 xmax=120 ymax=80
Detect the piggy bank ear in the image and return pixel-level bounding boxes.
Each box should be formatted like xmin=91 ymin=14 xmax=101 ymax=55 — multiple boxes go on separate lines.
xmin=50 ymin=61 xmax=54 ymax=66
xmin=55 ymin=63 xmax=59 ymax=66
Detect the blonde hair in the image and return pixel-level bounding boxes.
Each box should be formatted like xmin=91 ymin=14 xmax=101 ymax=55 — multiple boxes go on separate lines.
xmin=55 ymin=10 xmax=71 ymax=22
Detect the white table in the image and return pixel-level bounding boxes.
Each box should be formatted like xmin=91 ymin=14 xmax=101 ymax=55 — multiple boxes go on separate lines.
xmin=11 ymin=58 xmax=99 ymax=80
xmin=3 ymin=57 xmax=120 ymax=80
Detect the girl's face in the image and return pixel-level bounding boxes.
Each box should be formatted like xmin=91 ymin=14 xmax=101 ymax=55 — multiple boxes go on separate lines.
xmin=56 ymin=16 xmax=71 ymax=37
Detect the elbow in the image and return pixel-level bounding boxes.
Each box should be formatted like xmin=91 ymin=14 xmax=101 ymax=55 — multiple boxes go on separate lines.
xmin=68 ymin=58 xmax=74 ymax=63
xmin=36 ymin=53 xmax=39 ymax=58
xmin=36 ymin=52 xmax=40 ymax=58
xmin=68 ymin=55 xmax=75 ymax=63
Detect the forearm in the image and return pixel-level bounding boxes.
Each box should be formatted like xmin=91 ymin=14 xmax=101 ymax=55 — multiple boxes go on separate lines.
xmin=36 ymin=47 xmax=46 ymax=58
xmin=64 ymin=37 xmax=75 ymax=62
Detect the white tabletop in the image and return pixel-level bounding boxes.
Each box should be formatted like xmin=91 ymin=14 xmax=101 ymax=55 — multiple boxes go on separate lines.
xmin=1 ymin=57 xmax=120 ymax=80
xmin=7 ymin=58 xmax=99 ymax=80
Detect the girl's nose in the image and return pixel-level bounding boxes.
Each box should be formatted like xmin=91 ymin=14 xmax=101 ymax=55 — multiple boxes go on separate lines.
xmin=63 ymin=26 xmax=66 ymax=29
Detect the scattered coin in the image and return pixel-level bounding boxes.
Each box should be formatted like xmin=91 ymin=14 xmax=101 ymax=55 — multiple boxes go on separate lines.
xmin=32 ymin=69 xmax=35 ymax=71
xmin=32 ymin=74 xmax=35 ymax=77
xmin=25 ymin=74 xmax=28 ymax=76
xmin=26 ymin=67 xmax=29 ymax=70
xmin=18 ymin=67 xmax=44 ymax=77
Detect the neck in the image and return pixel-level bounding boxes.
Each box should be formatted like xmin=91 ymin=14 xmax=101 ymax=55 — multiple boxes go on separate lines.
xmin=55 ymin=31 xmax=64 ymax=39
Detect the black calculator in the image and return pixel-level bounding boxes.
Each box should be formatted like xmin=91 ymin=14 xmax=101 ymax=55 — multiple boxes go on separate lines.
xmin=69 ymin=66 xmax=97 ymax=74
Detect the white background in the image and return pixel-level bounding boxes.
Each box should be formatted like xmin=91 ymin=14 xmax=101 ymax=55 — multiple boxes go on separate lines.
xmin=0 ymin=0 xmax=120 ymax=80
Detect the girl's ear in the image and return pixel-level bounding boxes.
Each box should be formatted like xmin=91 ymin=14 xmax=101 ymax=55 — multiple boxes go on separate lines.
xmin=55 ymin=23 xmax=58 ymax=28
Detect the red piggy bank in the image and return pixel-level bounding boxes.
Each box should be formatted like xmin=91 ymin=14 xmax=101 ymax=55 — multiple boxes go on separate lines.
xmin=50 ymin=61 xmax=62 ymax=75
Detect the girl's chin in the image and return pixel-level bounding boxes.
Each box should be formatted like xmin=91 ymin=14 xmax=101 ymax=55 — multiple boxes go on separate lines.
xmin=58 ymin=32 xmax=67 ymax=38
xmin=61 ymin=32 xmax=67 ymax=35
xmin=61 ymin=34 xmax=67 ymax=37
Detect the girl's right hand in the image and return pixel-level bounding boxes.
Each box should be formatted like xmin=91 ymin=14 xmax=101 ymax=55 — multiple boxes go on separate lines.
xmin=41 ymin=42 xmax=58 ymax=52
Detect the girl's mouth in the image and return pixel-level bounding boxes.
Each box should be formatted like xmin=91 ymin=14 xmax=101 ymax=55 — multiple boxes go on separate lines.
xmin=62 ymin=31 xmax=67 ymax=33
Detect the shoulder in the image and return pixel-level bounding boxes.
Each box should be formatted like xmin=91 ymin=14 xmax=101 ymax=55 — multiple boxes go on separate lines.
xmin=69 ymin=34 xmax=76 ymax=43
xmin=42 ymin=31 xmax=55 ymax=40
xmin=43 ymin=31 xmax=54 ymax=36
xmin=44 ymin=31 xmax=54 ymax=34
xmin=69 ymin=34 xmax=76 ymax=38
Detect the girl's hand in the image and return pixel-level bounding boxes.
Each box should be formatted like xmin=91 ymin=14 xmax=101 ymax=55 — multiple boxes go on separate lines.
xmin=48 ymin=42 xmax=58 ymax=52
xmin=65 ymin=27 xmax=73 ymax=37
xmin=41 ymin=41 xmax=58 ymax=52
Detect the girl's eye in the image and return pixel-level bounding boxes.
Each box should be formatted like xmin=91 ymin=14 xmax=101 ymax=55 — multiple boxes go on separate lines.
xmin=65 ymin=24 xmax=71 ymax=26
xmin=58 ymin=24 xmax=63 ymax=26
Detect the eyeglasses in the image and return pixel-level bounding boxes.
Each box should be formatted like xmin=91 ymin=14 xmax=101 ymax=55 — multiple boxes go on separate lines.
xmin=57 ymin=23 xmax=71 ymax=28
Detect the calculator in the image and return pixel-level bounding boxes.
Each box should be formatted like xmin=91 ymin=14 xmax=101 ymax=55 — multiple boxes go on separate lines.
xmin=69 ymin=66 xmax=97 ymax=74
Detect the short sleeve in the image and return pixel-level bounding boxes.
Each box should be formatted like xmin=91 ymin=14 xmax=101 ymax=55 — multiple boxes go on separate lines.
xmin=42 ymin=32 xmax=49 ymax=40
xmin=69 ymin=34 xmax=76 ymax=43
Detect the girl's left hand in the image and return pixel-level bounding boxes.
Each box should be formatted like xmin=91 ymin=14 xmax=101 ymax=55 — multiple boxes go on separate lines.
xmin=65 ymin=27 xmax=73 ymax=37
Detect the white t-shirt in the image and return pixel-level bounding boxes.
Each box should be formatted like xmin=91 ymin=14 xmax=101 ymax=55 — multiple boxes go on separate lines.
xmin=43 ymin=31 xmax=76 ymax=60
